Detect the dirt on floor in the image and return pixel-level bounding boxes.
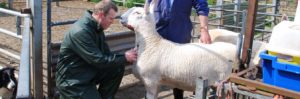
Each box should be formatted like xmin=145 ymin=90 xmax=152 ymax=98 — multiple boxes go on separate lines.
xmin=0 ymin=0 xmax=194 ymax=98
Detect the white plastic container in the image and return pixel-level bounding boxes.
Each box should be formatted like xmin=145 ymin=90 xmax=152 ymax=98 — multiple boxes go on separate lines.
xmin=294 ymin=0 xmax=300 ymax=23
xmin=266 ymin=21 xmax=300 ymax=57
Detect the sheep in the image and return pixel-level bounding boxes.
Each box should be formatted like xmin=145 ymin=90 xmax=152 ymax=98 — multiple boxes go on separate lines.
xmin=208 ymin=29 xmax=267 ymax=67
xmin=120 ymin=7 xmax=239 ymax=99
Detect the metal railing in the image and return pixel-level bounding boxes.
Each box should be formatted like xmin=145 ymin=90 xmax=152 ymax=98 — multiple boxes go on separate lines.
xmin=0 ymin=8 xmax=31 ymax=99
xmin=194 ymin=0 xmax=283 ymax=42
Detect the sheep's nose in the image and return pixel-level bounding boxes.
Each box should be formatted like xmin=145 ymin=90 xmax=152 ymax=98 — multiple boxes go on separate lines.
xmin=115 ymin=15 xmax=121 ymax=19
xmin=119 ymin=16 xmax=127 ymax=25
xmin=120 ymin=7 xmax=136 ymax=25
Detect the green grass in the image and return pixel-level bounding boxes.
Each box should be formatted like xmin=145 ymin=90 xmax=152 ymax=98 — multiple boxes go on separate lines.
xmin=125 ymin=0 xmax=144 ymax=8
xmin=208 ymin=0 xmax=216 ymax=5
xmin=90 ymin=0 xmax=101 ymax=3
xmin=0 ymin=2 xmax=7 ymax=8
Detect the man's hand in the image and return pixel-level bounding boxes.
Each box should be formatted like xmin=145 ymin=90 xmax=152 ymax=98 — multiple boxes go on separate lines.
xmin=125 ymin=48 xmax=137 ymax=63
xmin=199 ymin=31 xmax=212 ymax=44
xmin=198 ymin=16 xmax=212 ymax=44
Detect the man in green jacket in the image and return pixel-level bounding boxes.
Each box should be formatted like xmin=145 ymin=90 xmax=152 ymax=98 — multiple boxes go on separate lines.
xmin=56 ymin=1 xmax=137 ymax=99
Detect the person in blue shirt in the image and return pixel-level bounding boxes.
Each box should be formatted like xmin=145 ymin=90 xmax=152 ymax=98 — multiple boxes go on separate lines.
xmin=150 ymin=0 xmax=211 ymax=44
xmin=148 ymin=0 xmax=212 ymax=98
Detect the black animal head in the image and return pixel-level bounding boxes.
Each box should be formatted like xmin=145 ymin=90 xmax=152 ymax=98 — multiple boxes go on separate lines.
xmin=0 ymin=67 xmax=17 ymax=90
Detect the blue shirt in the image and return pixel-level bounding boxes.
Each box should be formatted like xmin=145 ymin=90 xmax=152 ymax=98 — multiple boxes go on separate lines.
xmin=149 ymin=0 xmax=209 ymax=43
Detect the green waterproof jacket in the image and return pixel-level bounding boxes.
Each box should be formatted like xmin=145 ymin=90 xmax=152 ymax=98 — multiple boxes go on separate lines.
xmin=56 ymin=10 xmax=128 ymax=98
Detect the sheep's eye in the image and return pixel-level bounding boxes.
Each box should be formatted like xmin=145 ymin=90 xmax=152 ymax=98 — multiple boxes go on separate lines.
xmin=134 ymin=12 xmax=141 ymax=15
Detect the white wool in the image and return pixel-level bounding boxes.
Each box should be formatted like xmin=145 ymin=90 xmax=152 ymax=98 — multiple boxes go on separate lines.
xmin=125 ymin=8 xmax=238 ymax=99
xmin=209 ymin=29 xmax=267 ymax=66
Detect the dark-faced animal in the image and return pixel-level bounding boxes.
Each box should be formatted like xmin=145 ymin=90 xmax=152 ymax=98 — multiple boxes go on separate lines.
xmin=0 ymin=67 xmax=17 ymax=99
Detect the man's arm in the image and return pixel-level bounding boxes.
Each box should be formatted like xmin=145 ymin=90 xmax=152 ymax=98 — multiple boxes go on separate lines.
xmin=199 ymin=15 xmax=211 ymax=44
xmin=193 ymin=0 xmax=212 ymax=44
xmin=69 ymin=30 xmax=133 ymax=69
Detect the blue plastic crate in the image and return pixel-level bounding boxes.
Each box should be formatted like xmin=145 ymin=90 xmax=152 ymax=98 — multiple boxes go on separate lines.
xmin=260 ymin=50 xmax=300 ymax=92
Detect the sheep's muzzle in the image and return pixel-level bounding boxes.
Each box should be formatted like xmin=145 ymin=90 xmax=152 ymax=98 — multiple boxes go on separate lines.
xmin=120 ymin=7 xmax=136 ymax=31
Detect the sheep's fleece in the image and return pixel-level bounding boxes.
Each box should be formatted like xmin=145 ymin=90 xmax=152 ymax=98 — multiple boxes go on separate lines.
xmin=208 ymin=29 xmax=266 ymax=67
xmin=121 ymin=7 xmax=239 ymax=99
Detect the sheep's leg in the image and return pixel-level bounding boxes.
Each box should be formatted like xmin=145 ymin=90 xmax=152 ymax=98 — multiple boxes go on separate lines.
xmin=216 ymin=72 xmax=228 ymax=98
xmin=143 ymin=78 xmax=159 ymax=99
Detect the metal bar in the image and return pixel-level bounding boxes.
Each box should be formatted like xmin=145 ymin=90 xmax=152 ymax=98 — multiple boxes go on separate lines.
xmin=16 ymin=16 xmax=22 ymax=35
xmin=209 ymin=3 xmax=238 ymax=8
xmin=234 ymin=0 xmax=241 ymax=32
xmin=257 ymin=12 xmax=287 ymax=17
xmin=51 ymin=20 xmax=77 ymax=26
xmin=0 ymin=8 xmax=30 ymax=17
xmin=256 ymin=15 xmax=267 ymax=21
xmin=208 ymin=23 xmax=271 ymax=34
xmin=255 ymin=22 xmax=267 ymax=28
xmin=203 ymin=13 xmax=238 ymax=22
xmin=272 ymin=0 xmax=279 ymax=25
xmin=0 ymin=28 xmax=22 ymax=39
xmin=216 ymin=0 xmax=223 ymax=29
xmin=210 ymin=9 xmax=286 ymax=17
xmin=208 ymin=17 xmax=222 ymax=21
xmin=241 ymin=0 xmax=258 ymax=69
xmin=210 ymin=8 xmax=245 ymax=13
xmin=237 ymin=10 xmax=247 ymax=64
xmin=223 ymin=83 xmax=273 ymax=99
xmin=32 ymin=0 xmax=43 ymax=98
xmin=257 ymin=5 xmax=275 ymax=10
xmin=229 ymin=76 xmax=300 ymax=98
xmin=47 ymin=0 xmax=53 ymax=98
xmin=0 ymin=48 xmax=20 ymax=60
xmin=105 ymin=31 xmax=134 ymax=40
xmin=8 ymin=0 xmax=13 ymax=9
xmin=254 ymin=28 xmax=272 ymax=33
xmin=222 ymin=13 xmax=237 ymax=19
xmin=191 ymin=8 xmax=198 ymax=42
xmin=16 ymin=17 xmax=31 ymax=99
xmin=195 ymin=77 xmax=208 ymax=99
xmin=209 ymin=24 xmax=243 ymax=29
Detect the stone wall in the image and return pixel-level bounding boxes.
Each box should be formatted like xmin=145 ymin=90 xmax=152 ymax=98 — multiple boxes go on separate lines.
xmin=278 ymin=0 xmax=298 ymax=18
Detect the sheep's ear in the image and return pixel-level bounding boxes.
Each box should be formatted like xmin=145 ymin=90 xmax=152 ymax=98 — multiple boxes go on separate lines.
xmin=281 ymin=14 xmax=289 ymax=21
xmin=149 ymin=0 xmax=157 ymax=14
xmin=144 ymin=0 xmax=150 ymax=15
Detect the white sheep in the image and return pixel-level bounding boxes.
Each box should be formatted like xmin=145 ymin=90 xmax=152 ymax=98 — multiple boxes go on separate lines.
xmin=120 ymin=7 xmax=238 ymax=99
xmin=208 ymin=29 xmax=267 ymax=67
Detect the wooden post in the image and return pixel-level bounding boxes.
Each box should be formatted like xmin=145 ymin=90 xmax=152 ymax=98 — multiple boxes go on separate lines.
xmin=241 ymin=0 xmax=258 ymax=70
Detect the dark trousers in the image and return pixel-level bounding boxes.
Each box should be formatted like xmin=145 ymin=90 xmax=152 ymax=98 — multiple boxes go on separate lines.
xmin=95 ymin=66 xmax=125 ymax=99
xmin=173 ymin=88 xmax=184 ymax=99
xmin=58 ymin=66 xmax=125 ymax=99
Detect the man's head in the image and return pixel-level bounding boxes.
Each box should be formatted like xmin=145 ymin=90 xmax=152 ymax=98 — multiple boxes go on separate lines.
xmin=92 ymin=0 xmax=118 ymax=30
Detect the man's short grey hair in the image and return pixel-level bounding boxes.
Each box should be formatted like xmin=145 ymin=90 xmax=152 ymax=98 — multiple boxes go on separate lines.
xmin=93 ymin=0 xmax=118 ymax=16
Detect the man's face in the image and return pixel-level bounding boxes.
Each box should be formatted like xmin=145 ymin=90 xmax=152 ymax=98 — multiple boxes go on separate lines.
xmin=100 ymin=9 xmax=117 ymax=30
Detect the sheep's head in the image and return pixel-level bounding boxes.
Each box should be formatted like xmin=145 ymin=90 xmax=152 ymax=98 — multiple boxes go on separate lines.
xmin=120 ymin=7 xmax=155 ymax=32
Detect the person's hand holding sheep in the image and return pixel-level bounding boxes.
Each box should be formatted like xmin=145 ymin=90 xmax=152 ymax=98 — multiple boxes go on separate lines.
xmin=125 ymin=48 xmax=137 ymax=63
